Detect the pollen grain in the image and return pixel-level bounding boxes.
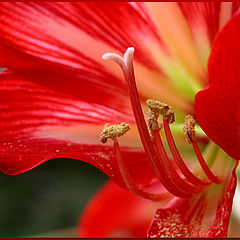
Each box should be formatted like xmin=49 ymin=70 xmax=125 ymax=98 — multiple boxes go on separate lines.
xmin=146 ymin=99 xmax=175 ymax=124
xmin=99 ymin=122 xmax=130 ymax=143
xmin=183 ymin=115 xmax=196 ymax=144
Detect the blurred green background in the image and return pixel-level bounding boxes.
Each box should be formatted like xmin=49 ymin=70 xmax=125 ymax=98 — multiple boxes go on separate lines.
xmin=0 ymin=158 xmax=107 ymax=237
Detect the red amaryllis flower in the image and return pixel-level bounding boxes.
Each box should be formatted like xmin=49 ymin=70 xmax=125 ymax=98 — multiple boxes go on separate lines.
xmin=0 ymin=2 xmax=239 ymax=237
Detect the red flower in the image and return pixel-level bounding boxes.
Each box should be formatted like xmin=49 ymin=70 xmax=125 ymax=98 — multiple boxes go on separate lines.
xmin=0 ymin=2 xmax=239 ymax=237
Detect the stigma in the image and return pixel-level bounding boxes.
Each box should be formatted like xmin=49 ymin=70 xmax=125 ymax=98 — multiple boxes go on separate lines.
xmin=101 ymin=47 xmax=223 ymax=200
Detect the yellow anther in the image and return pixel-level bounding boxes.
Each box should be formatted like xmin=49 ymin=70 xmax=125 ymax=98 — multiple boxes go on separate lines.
xmin=183 ymin=115 xmax=196 ymax=144
xmin=148 ymin=111 xmax=163 ymax=132
xmin=146 ymin=99 xmax=175 ymax=124
xmin=99 ymin=122 xmax=130 ymax=143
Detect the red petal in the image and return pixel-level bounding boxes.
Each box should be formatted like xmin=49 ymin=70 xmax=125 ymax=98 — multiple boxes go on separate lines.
xmin=195 ymin=13 xmax=240 ymax=159
xmin=79 ymin=180 xmax=170 ymax=237
xmin=0 ymin=2 xmax=161 ymax=71
xmin=0 ymin=72 xmax=157 ymax=188
xmin=0 ymin=70 xmax=132 ymax=122
xmin=147 ymin=161 xmax=238 ymax=238
xmin=0 ymin=3 xmax=164 ymax=115
xmin=178 ymin=2 xmax=220 ymax=44
xmin=178 ymin=2 xmax=240 ymax=44
xmin=0 ymin=48 xmax=132 ymax=115
xmin=1 ymin=67 xmax=132 ymax=116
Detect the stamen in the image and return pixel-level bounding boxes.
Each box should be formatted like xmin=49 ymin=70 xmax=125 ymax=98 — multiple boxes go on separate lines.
xmin=148 ymin=111 xmax=163 ymax=132
xmin=99 ymin=122 xmax=129 ymax=143
xmin=146 ymin=101 xmax=205 ymax=194
xmin=100 ymin=123 xmax=172 ymax=202
xmin=192 ymin=142 xmax=223 ymax=184
xmin=103 ymin=48 xmax=195 ymax=198
xmin=183 ymin=115 xmax=196 ymax=144
xmin=152 ymin=130 xmax=205 ymax=194
xmin=183 ymin=116 xmax=223 ymax=184
xmin=146 ymin=99 xmax=175 ymax=124
xmin=163 ymin=118 xmax=210 ymax=186
xmin=113 ymin=137 xmax=172 ymax=202
xmin=147 ymin=99 xmax=210 ymax=187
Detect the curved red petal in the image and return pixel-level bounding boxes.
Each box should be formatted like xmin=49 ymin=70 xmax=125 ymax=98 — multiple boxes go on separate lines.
xmin=195 ymin=13 xmax=240 ymax=159
xmin=147 ymin=161 xmax=238 ymax=238
xmin=0 ymin=72 xmax=157 ymax=188
xmin=0 ymin=2 xmax=161 ymax=71
xmin=79 ymin=180 xmax=170 ymax=237
xmin=0 ymin=46 xmax=132 ymax=111
xmin=178 ymin=2 xmax=220 ymax=44
xmin=0 ymin=69 xmax=133 ymax=121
